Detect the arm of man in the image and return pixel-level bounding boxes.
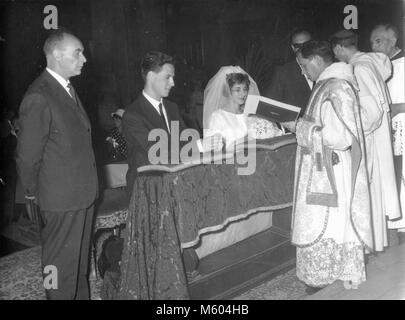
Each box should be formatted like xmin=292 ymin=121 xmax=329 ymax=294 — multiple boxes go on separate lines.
xmin=16 ymin=93 xmax=51 ymax=199
xmin=353 ymin=65 xmax=384 ymax=134
xmin=122 ymin=110 xmax=168 ymax=162
xmin=321 ymin=101 xmax=352 ymax=150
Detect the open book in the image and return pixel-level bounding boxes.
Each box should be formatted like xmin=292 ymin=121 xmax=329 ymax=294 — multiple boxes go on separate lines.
xmin=244 ymin=95 xmax=301 ymax=123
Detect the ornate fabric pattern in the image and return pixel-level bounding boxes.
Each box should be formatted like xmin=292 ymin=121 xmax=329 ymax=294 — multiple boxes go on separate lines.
xmin=392 ymin=114 xmax=405 ymax=156
xmin=296 ymin=238 xmax=365 ymax=287
xmin=106 ymin=127 xmax=127 ymax=161
xmin=115 ymin=138 xmax=297 ymax=299
xmin=292 ymin=78 xmax=372 ymax=250
xmin=247 ymin=116 xmax=283 ymax=140
xmin=95 ymin=209 xmax=128 ymax=229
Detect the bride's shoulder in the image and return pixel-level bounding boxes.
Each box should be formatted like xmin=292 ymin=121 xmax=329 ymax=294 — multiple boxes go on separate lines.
xmin=211 ymin=109 xmax=226 ymax=118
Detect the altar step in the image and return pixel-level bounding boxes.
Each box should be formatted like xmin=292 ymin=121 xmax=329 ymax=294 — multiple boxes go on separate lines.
xmin=188 ymin=226 xmax=296 ymax=300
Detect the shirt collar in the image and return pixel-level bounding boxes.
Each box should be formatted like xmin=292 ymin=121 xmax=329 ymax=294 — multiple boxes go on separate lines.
xmin=46 ymin=68 xmax=70 ymax=90
xmin=142 ymin=90 xmax=163 ymax=113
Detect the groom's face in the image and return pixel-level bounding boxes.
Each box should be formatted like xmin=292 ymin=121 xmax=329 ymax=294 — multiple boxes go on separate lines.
xmin=150 ymin=63 xmax=175 ymax=99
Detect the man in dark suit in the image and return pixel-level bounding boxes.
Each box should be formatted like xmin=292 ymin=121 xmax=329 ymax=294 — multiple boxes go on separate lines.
xmin=16 ymin=28 xmax=98 ymax=299
xmin=264 ymin=30 xmax=313 ymax=132
xmin=123 ymin=51 xmax=222 ymax=195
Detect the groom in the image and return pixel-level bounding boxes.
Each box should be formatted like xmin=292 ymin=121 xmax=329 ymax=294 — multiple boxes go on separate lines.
xmin=123 ymin=51 xmax=223 ymax=194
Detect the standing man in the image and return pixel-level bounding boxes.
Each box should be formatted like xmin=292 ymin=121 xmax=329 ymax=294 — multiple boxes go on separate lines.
xmin=293 ymin=40 xmax=372 ymax=291
xmin=330 ymin=29 xmax=401 ymax=251
xmin=264 ymin=29 xmax=313 ymax=131
xmin=370 ymin=24 xmax=405 ymax=244
xmin=16 ymin=28 xmax=98 ymax=299
xmin=122 ymin=51 xmax=222 ymax=195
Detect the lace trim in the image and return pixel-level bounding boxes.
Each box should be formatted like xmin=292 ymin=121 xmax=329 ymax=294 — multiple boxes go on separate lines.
xmin=95 ymin=209 xmax=128 ymax=229
xmin=247 ymin=116 xmax=283 ymax=139
xmin=392 ymin=115 xmax=405 ymax=155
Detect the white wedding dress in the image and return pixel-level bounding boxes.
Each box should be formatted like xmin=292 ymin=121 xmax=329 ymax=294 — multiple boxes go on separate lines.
xmin=207 ymin=109 xmax=282 ymax=148
xmin=194 ymin=65 xmax=284 ymax=259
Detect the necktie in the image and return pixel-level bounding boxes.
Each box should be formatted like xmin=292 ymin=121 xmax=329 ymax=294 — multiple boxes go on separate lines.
xmin=158 ymin=102 xmax=169 ymax=132
xmin=67 ymin=83 xmax=78 ymax=105
xmin=67 ymin=83 xmax=87 ymax=126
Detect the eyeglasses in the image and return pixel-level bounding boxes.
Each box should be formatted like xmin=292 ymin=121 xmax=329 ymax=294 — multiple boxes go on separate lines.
xmin=291 ymin=43 xmax=304 ymax=50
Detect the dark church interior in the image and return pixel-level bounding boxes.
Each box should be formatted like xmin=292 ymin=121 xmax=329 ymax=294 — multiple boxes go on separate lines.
xmin=0 ymin=0 xmax=404 ymax=301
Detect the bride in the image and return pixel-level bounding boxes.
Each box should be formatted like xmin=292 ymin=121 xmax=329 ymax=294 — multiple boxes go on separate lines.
xmin=193 ymin=66 xmax=283 ymax=260
xmin=203 ymin=66 xmax=282 ymax=148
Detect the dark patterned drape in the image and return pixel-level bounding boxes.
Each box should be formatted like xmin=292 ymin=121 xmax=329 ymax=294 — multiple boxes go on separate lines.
xmin=116 ymin=136 xmax=297 ymax=299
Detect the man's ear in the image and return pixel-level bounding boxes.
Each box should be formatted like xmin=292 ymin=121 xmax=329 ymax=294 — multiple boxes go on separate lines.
xmin=53 ymin=48 xmax=62 ymax=61
xmin=334 ymin=44 xmax=342 ymax=53
xmin=313 ymin=55 xmax=323 ymax=67
xmin=390 ymin=36 xmax=397 ymax=48
xmin=146 ymin=70 xmax=155 ymax=83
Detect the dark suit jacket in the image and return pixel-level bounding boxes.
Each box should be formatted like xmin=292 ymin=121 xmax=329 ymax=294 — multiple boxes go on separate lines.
xmin=16 ymin=70 xmax=98 ymax=212
xmin=123 ymin=94 xmax=190 ymax=193
xmin=264 ymin=59 xmax=312 ymax=116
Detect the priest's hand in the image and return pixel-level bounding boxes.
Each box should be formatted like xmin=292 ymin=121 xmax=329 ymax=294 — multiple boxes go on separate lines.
xmin=281 ymin=121 xmax=297 ymax=133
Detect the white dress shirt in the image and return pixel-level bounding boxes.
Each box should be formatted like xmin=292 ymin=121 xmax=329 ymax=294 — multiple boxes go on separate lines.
xmin=46 ymin=68 xmax=74 ymax=97
xmin=142 ymin=90 xmax=170 ymax=133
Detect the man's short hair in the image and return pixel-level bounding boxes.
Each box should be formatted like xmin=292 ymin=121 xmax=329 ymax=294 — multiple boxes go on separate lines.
xmin=299 ymin=40 xmax=334 ymax=63
xmin=329 ymin=29 xmax=358 ymax=49
xmin=43 ymin=27 xmax=75 ymax=56
xmin=141 ymin=51 xmax=174 ymax=81
xmin=372 ymin=23 xmax=399 ymax=40
xmin=290 ymin=29 xmax=312 ymax=44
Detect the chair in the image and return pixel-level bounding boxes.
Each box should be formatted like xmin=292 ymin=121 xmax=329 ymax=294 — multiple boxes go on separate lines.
xmin=92 ymin=163 xmax=129 ymax=278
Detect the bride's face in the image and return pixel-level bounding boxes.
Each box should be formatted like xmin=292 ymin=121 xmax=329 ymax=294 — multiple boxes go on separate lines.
xmin=230 ymin=82 xmax=249 ymax=106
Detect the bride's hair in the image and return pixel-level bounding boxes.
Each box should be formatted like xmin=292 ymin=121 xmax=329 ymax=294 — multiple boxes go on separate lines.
xmin=226 ymin=73 xmax=251 ymax=90
xmin=203 ymin=66 xmax=259 ymax=130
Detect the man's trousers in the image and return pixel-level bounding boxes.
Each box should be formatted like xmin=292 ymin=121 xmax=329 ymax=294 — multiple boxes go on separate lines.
xmin=39 ymin=205 xmax=94 ymax=300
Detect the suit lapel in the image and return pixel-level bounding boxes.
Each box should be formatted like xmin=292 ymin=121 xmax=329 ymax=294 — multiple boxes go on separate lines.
xmin=139 ymin=95 xmax=169 ymax=133
xmin=163 ymin=99 xmax=173 ymax=126
xmin=73 ymin=92 xmax=91 ymax=127
xmin=43 ymin=71 xmax=90 ymax=128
